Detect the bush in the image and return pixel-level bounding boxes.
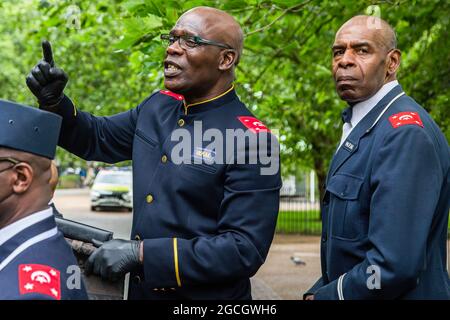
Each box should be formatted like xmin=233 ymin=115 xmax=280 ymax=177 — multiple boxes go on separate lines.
xmin=59 ymin=174 xmax=81 ymax=189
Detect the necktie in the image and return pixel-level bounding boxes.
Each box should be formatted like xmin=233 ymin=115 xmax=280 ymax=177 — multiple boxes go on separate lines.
xmin=338 ymin=106 xmax=353 ymax=149
xmin=341 ymin=106 xmax=352 ymax=124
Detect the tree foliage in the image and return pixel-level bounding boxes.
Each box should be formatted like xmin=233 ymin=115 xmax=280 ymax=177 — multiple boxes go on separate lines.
xmin=0 ymin=0 xmax=448 ymax=195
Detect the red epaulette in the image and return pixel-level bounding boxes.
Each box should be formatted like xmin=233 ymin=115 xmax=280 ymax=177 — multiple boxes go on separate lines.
xmin=389 ymin=111 xmax=423 ymax=129
xmin=237 ymin=116 xmax=271 ymax=133
xmin=160 ymin=90 xmax=184 ymax=101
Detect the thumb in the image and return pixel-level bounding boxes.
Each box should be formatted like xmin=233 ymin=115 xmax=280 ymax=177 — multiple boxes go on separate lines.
xmin=92 ymin=239 xmax=104 ymax=248
xmin=84 ymin=250 xmax=96 ymax=276
xmin=84 ymin=243 xmax=102 ymax=276
xmin=42 ymin=40 xmax=54 ymax=67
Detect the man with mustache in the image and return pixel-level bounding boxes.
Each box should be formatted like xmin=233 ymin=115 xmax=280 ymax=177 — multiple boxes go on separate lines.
xmin=304 ymin=15 xmax=449 ymax=299
xmin=26 ymin=7 xmax=281 ymax=300
xmin=0 ymin=100 xmax=88 ymax=300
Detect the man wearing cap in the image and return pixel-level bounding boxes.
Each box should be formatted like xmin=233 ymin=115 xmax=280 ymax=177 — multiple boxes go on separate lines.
xmin=0 ymin=100 xmax=88 ymax=300
xmin=304 ymin=16 xmax=449 ymax=300
xmin=26 ymin=7 xmax=281 ymax=299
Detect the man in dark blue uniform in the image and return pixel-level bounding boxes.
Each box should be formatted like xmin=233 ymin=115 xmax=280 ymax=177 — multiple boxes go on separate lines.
xmin=26 ymin=7 xmax=281 ymax=299
xmin=305 ymin=15 xmax=449 ymax=299
xmin=0 ymin=100 xmax=88 ymax=300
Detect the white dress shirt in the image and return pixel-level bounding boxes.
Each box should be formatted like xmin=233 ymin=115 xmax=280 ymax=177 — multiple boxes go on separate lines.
xmin=338 ymin=80 xmax=399 ymax=149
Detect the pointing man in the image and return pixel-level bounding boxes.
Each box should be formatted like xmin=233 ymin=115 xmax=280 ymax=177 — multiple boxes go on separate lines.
xmin=26 ymin=7 xmax=281 ymax=299
xmin=305 ymin=15 xmax=449 ymax=299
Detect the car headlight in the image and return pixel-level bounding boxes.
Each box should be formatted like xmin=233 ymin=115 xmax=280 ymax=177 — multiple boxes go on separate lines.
xmin=123 ymin=191 xmax=132 ymax=201
xmin=90 ymin=191 xmax=101 ymax=199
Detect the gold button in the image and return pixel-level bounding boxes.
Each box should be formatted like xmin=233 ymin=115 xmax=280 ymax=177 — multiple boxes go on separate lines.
xmin=161 ymin=155 xmax=168 ymax=163
xmin=146 ymin=194 xmax=153 ymax=203
xmin=177 ymin=119 xmax=185 ymax=127
xmin=135 ymin=234 xmax=141 ymax=241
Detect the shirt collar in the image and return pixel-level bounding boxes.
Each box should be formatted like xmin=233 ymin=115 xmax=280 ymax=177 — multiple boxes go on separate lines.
xmin=0 ymin=207 xmax=53 ymax=246
xmin=350 ymin=80 xmax=399 ymax=127
xmin=182 ymin=84 xmax=237 ymax=115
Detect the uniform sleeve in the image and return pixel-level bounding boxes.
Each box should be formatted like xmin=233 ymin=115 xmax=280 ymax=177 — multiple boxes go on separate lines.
xmin=142 ymin=132 xmax=282 ymax=288
xmin=314 ymin=125 xmax=444 ymax=300
xmin=304 ymin=277 xmax=324 ymax=299
xmin=55 ymin=95 xmax=144 ymax=163
xmin=17 ymin=293 xmax=57 ymax=300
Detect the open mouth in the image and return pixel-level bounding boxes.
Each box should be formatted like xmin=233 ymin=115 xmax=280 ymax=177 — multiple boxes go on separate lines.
xmin=164 ymin=61 xmax=182 ymax=77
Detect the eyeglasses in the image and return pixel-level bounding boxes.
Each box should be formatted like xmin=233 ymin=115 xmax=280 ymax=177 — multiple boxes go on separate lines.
xmin=160 ymin=34 xmax=233 ymax=50
xmin=0 ymin=157 xmax=20 ymax=174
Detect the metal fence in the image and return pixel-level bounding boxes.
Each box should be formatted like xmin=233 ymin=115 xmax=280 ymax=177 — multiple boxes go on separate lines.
xmin=276 ymin=197 xmax=450 ymax=239
xmin=276 ymin=197 xmax=321 ymax=235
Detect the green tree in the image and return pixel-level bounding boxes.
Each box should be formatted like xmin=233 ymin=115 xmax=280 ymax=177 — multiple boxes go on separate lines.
xmin=116 ymin=0 xmax=450 ymax=200
xmin=0 ymin=0 xmax=448 ymax=200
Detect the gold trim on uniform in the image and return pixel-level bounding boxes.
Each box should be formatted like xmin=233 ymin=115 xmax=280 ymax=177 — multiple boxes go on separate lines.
xmin=173 ymin=237 xmax=182 ymax=287
xmin=183 ymin=84 xmax=235 ymax=115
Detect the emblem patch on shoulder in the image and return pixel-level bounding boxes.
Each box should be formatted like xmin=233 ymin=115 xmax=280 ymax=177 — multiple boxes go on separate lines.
xmin=18 ymin=264 xmax=61 ymax=300
xmin=237 ymin=116 xmax=270 ymax=133
xmin=160 ymin=90 xmax=184 ymax=101
xmin=389 ymin=111 xmax=423 ymax=129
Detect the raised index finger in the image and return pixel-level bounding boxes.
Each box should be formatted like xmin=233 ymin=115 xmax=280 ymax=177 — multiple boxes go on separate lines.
xmin=42 ymin=40 xmax=54 ymax=66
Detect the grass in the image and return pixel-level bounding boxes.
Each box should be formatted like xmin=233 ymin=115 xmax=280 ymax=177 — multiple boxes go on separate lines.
xmin=277 ymin=210 xmax=450 ymax=237
xmin=276 ymin=210 xmax=321 ymax=235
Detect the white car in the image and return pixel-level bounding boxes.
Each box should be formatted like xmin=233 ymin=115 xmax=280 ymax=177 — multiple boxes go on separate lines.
xmin=90 ymin=170 xmax=133 ymax=211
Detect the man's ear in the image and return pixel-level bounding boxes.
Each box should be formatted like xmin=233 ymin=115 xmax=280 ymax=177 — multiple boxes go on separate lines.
xmin=218 ymin=49 xmax=237 ymax=71
xmin=386 ymin=49 xmax=401 ymax=77
xmin=11 ymin=163 xmax=34 ymax=194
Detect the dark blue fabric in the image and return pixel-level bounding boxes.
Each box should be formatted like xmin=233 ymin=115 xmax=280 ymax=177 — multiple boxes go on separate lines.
xmin=0 ymin=215 xmax=55 ymax=262
xmin=309 ymin=85 xmax=450 ymax=300
xmin=341 ymin=106 xmax=352 ymax=124
xmin=0 ymin=99 xmax=61 ymax=159
xmin=55 ymin=89 xmax=281 ymax=300
xmin=0 ymin=213 xmax=88 ymax=300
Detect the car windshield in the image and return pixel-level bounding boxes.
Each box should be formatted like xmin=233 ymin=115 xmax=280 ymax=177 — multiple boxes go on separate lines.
xmin=95 ymin=172 xmax=132 ymax=186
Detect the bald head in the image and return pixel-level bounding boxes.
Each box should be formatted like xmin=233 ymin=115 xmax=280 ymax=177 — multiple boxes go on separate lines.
xmin=337 ymin=15 xmax=397 ymax=52
xmin=178 ymin=6 xmax=244 ymax=65
xmin=332 ymin=15 xmax=401 ymax=103
xmin=164 ymin=6 xmax=244 ymax=102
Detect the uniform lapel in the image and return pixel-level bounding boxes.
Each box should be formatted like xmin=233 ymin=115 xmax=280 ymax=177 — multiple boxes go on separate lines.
xmin=327 ymin=85 xmax=404 ymax=182
xmin=0 ymin=209 xmax=56 ymax=271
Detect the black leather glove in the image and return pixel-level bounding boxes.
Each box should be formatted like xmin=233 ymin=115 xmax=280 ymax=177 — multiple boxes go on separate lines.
xmin=26 ymin=40 xmax=68 ymax=110
xmin=85 ymin=239 xmax=142 ymax=282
